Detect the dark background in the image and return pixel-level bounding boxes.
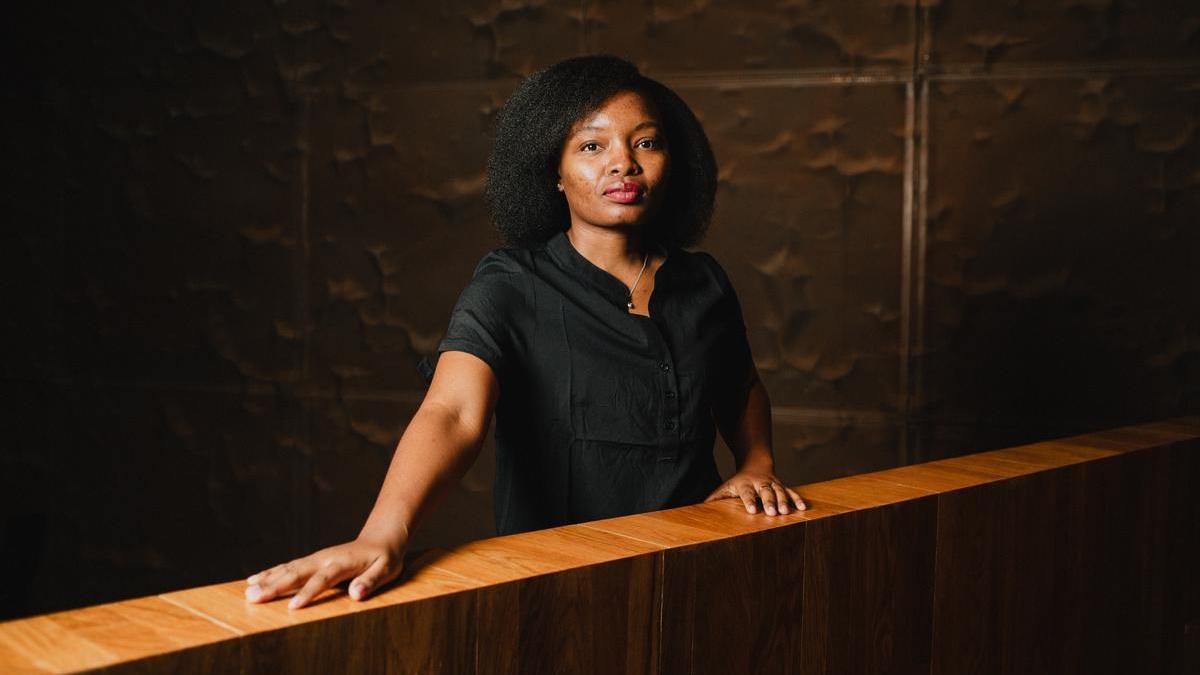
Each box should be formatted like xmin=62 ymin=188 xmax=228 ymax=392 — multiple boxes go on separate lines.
xmin=2 ymin=1 xmax=1197 ymax=621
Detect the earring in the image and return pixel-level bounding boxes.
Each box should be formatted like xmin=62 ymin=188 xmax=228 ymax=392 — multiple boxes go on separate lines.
xmin=556 ymin=183 xmax=563 ymax=191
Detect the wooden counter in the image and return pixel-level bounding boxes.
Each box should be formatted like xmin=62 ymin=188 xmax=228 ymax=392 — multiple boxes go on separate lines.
xmin=2 ymin=417 xmax=1197 ymax=674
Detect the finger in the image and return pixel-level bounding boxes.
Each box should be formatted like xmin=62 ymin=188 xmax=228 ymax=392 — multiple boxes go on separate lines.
xmin=247 ymin=562 xmax=291 ymax=586
xmin=350 ymin=555 xmax=402 ymax=601
xmin=258 ymin=562 xmax=306 ymax=594
xmin=246 ymin=563 xmax=286 ymax=586
xmin=787 ymin=488 xmax=808 ymax=510
xmin=289 ymin=562 xmax=355 ymax=610
xmin=703 ymin=484 xmax=733 ymax=503
xmin=771 ymin=484 xmax=791 ymax=514
xmin=248 ymin=562 xmax=276 ymax=583
xmin=737 ymin=485 xmax=759 ymax=514
xmin=246 ymin=562 xmax=307 ymax=603
xmin=249 ymin=559 xmax=316 ymax=600
xmin=758 ymin=484 xmax=779 ymax=516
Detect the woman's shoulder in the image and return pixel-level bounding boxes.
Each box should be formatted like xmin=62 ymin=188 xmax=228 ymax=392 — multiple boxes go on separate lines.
xmin=666 ymin=244 xmax=725 ymax=268
xmin=678 ymin=247 xmax=720 ymax=268
xmin=471 ymin=242 xmax=543 ymax=277
xmin=670 ymin=246 xmax=736 ymax=294
xmin=456 ymin=243 xmax=543 ymax=306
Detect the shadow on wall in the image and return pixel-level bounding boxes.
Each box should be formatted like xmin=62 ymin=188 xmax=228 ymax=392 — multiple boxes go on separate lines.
xmin=3 ymin=0 xmax=1199 ymax=624
xmin=910 ymin=66 xmax=1200 ymax=457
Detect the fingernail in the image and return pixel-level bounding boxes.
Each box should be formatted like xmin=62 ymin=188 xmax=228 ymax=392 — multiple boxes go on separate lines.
xmin=288 ymin=596 xmax=301 ymax=610
xmin=780 ymin=506 xmax=789 ymax=514
xmin=351 ymin=583 xmax=364 ymax=600
xmin=245 ymin=586 xmax=261 ymax=601
xmin=766 ymin=506 xmax=777 ymax=515
xmin=748 ymin=505 xmax=757 ymax=514
xmin=800 ymin=502 xmax=808 ymax=510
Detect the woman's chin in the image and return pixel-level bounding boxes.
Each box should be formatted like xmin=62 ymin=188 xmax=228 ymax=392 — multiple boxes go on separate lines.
xmin=603 ymin=209 xmax=661 ymax=229
xmin=595 ymin=220 xmax=651 ymax=232
xmin=570 ymin=215 xmax=641 ymax=229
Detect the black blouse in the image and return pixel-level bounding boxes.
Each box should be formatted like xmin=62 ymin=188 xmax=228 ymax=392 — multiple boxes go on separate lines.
xmin=425 ymin=229 xmax=755 ymax=536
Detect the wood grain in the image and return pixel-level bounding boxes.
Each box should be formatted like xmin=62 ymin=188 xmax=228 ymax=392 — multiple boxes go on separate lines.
xmin=659 ymin=524 xmax=807 ymax=673
xmin=1163 ymin=437 xmax=1200 ymax=673
xmin=799 ymin=496 xmax=937 ymax=675
xmin=930 ymin=449 xmax=1175 ymax=675
xmin=474 ymin=553 xmax=660 ymax=675
xmin=0 ymin=597 xmax=235 ymax=673
xmin=1 ymin=417 xmax=1195 ymax=674
xmin=580 ymin=491 xmax=852 ymax=549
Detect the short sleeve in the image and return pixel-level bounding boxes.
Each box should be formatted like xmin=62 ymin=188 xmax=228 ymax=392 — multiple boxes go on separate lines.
xmin=430 ymin=251 xmax=526 ymax=384
xmin=697 ymin=252 xmax=757 ymax=416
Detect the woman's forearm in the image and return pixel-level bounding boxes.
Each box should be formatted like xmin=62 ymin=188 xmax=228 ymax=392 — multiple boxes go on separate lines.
xmin=244 ymin=352 xmax=498 ymax=609
xmin=707 ymin=369 xmax=807 ymax=514
xmin=356 ymin=400 xmax=490 ymax=550
xmin=716 ymin=370 xmax=776 ymax=471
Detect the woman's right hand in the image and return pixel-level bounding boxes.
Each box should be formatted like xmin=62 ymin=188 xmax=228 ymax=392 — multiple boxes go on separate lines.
xmin=243 ymin=351 xmax=497 ymax=611
xmin=243 ymin=534 xmax=407 ymax=610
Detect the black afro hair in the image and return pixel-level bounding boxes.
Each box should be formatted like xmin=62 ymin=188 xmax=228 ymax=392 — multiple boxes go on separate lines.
xmin=484 ymin=54 xmax=718 ymax=249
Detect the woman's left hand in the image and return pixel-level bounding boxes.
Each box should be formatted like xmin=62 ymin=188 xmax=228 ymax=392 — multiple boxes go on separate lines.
xmin=704 ymin=467 xmax=807 ymax=515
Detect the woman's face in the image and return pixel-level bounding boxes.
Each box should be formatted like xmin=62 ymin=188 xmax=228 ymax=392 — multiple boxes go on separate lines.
xmin=557 ymin=89 xmax=670 ymax=233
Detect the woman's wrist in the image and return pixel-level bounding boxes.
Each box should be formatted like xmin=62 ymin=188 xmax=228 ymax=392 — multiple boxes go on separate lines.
xmin=357 ymin=517 xmax=412 ymax=556
xmin=736 ymin=446 xmax=775 ymax=473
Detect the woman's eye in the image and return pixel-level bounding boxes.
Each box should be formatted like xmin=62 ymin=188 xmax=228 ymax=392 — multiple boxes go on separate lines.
xmin=637 ymin=138 xmax=661 ymax=149
xmin=581 ymin=142 xmax=599 ymax=152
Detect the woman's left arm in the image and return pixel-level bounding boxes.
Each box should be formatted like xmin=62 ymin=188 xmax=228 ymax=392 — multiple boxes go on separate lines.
xmin=705 ymin=366 xmax=808 ymax=515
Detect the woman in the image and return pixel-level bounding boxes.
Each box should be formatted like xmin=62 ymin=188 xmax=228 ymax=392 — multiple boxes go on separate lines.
xmin=245 ymin=54 xmax=806 ymax=610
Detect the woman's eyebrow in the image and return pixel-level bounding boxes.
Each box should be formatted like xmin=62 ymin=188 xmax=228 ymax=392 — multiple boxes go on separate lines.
xmin=575 ymin=120 xmax=661 ymax=134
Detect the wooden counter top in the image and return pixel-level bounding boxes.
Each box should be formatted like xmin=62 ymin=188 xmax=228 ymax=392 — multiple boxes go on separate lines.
xmin=2 ymin=416 xmax=1197 ymax=674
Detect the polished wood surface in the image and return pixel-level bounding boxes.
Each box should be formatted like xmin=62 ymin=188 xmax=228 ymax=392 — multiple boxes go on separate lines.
xmin=2 ymin=417 xmax=1196 ymax=674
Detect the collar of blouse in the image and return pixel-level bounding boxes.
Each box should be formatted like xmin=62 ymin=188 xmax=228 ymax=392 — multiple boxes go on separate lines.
xmin=546 ymin=230 xmax=673 ymax=310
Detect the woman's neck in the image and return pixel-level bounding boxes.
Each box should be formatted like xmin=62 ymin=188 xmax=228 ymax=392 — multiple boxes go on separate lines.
xmin=565 ymin=224 xmax=653 ymax=278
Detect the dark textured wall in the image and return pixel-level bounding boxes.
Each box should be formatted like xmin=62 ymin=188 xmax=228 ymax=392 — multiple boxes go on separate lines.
xmin=2 ymin=1 xmax=1197 ymax=620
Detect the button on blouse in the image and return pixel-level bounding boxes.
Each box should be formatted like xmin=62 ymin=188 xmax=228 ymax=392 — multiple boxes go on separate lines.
xmin=428 ymin=229 xmax=755 ymax=536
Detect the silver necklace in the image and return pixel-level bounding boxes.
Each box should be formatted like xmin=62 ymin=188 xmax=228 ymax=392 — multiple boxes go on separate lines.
xmin=626 ymin=250 xmax=650 ymax=310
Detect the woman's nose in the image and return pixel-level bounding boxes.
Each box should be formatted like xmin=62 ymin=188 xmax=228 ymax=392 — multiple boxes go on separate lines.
xmin=608 ymin=145 xmax=640 ymax=174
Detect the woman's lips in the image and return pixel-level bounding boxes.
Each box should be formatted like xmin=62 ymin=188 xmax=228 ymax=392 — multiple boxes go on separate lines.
xmin=604 ymin=182 xmax=643 ymax=204
xmin=603 ymin=187 xmax=643 ymax=204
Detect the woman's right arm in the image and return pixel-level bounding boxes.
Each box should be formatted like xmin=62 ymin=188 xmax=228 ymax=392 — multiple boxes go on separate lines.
xmin=243 ymin=350 xmax=499 ymax=609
